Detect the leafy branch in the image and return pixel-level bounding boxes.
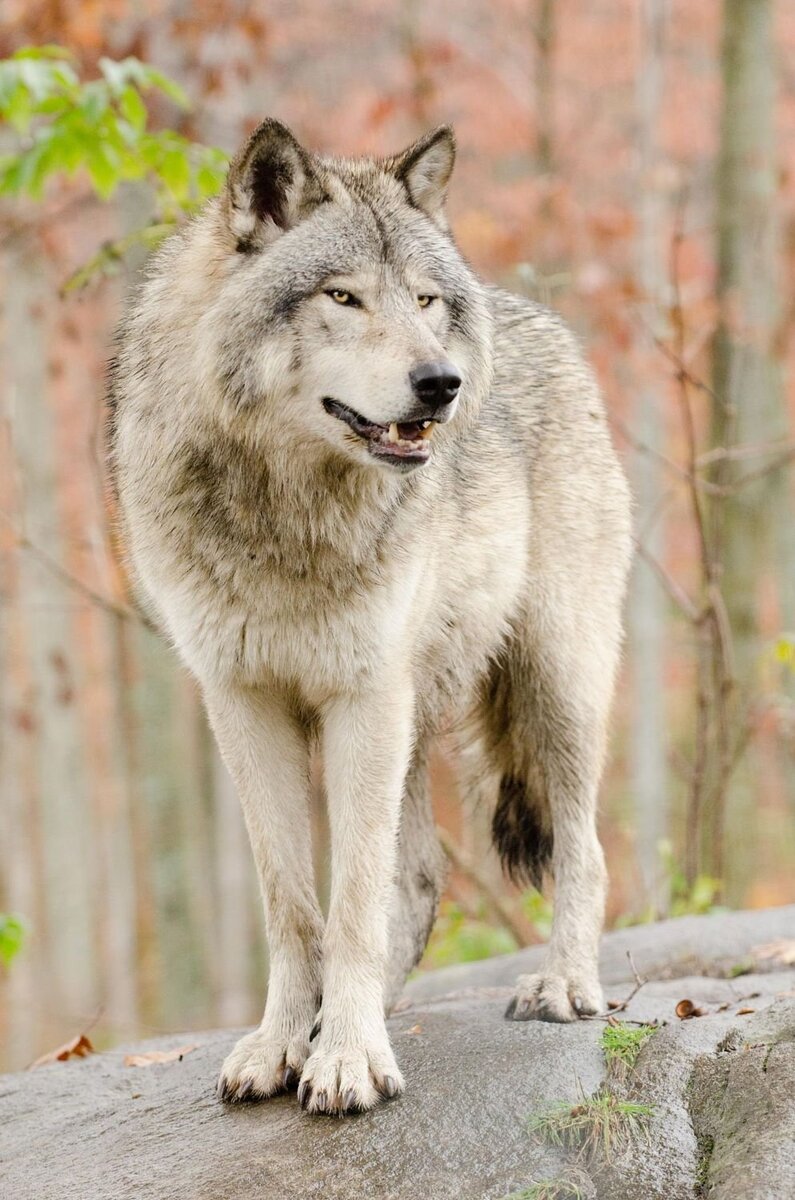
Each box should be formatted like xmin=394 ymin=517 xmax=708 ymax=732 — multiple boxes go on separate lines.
xmin=0 ymin=46 xmax=228 ymax=286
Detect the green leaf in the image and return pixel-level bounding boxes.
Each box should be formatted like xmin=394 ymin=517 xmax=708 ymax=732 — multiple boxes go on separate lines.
xmin=158 ymin=145 xmax=191 ymax=199
xmin=85 ymin=138 xmax=122 ymax=198
xmin=18 ymin=58 xmax=59 ymax=103
xmin=78 ymin=80 xmax=110 ymax=123
xmin=774 ymin=635 xmax=795 ymax=668
xmin=0 ymin=914 xmax=27 ymax=966
xmin=4 ymin=81 xmax=33 ymax=133
xmin=119 ymin=85 xmax=147 ymax=133
xmin=140 ymin=66 xmax=190 ymax=109
xmin=11 ymin=45 xmax=74 ymax=62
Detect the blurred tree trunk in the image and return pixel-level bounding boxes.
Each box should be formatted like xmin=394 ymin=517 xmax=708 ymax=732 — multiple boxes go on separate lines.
xmin=3 ymin=240 xmax=97 ymax=1037
xmin=534 ymin=0 xmax=556 ymax=174
xmin=707 ymin=0 xmax=791 ymax=896
xmin=630 ymin=0 xmax=669 ymax=912
xmin=400 ymin=0 xmax=433 ymax=127
xmin=711 ymin=0 xmax=789 ymax=685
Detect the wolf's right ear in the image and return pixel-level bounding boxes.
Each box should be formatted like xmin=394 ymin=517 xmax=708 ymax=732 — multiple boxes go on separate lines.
xmin=224 ymin=119 xmax=324 ymax=251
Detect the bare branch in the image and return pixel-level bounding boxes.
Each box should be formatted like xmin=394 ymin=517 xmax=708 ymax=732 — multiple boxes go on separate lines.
xmin=0 ymin=510 xmax=153 ymax=630
xmin=633 ymin=538 xmax=702 ymax=623
xmin=436 ymin=826 xmax=536 ymax=947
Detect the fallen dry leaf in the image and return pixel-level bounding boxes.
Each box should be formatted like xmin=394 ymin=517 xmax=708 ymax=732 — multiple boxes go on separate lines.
xmin=606 ymin=999 xmax=622 ymax=1011
xmin=736 ymin=1007 xmax=755 ymax=1016
xmin=124 ymin=1043 xmax=197 ymax=1067
xmin=754 ymin=939 xmax=795 ymax=967
xmin=405 ymin=1023 xmax=423 ymax=1036
xmin=675 ymin=998 xmax=706 ymax=1020
xmin=30 ymin=1033 xmax=95 ymax=1068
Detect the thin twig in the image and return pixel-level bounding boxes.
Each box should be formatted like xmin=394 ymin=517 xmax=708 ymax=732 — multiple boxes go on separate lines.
xmin=633 ymin=538 xmax=701 ymax=623
xmin=608 ymin=951 xmax=648 ymax=1014
xmin=696 ymin=438 xmax=795 ymax=467
xmin=611 ymin=413 xmax=723 ymax=495
xmin=0 ymin=510 xmax=153 ymax=630
xmin=581 ymin=951 xmax=649 ymax=1023
xmin=436 ymin=826 xmax=536 ymax=947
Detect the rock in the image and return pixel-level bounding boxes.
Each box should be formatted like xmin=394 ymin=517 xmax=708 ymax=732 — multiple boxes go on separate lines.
xmin=1 ymin=907 xmax=793 ymax=1200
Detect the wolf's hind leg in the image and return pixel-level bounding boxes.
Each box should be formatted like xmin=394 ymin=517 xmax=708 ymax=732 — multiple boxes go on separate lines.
xmin=491 ymin=624 xmax=618 ymax=1023
xmin=204 ymin=684 xmax=324 ymax=1101
xmin=384 ymin=747 xmax=447 ymax=1011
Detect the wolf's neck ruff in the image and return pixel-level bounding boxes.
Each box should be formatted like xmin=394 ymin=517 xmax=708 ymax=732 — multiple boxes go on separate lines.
xmin=174 ymin=429 xmax=428 ymax=590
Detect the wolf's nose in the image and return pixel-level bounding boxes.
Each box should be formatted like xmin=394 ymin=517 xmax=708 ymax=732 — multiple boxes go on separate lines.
xmin=409 ymin=362 xmax=462 ymax=412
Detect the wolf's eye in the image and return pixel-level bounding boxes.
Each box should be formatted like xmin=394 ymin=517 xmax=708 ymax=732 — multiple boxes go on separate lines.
xmin=326 ymin=289 xmax=361 ymax=307
xmin=417 ymin=294 xmax=436 ymax=309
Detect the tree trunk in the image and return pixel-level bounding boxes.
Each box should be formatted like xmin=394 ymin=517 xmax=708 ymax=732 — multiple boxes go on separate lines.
xmin=709 ymin=0 xmax=788 ymax=894
xmin=3 ymin=239 xmax=96 ymax=1048
xmin=534 ymin=0 xmax=556 ymax=174
xmin=630 ymin=0 xmax=669 ymax=912
xmin=711 ymin=0 xmax=788 ymax=684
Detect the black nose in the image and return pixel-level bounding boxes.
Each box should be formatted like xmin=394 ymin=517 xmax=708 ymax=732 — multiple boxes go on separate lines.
xmin=409 ymin=362 xmax=462 ymax=412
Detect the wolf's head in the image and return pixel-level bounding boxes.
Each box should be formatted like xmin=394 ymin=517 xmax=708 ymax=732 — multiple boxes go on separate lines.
xmin=202 ymin=120 xmax=491 ymax=473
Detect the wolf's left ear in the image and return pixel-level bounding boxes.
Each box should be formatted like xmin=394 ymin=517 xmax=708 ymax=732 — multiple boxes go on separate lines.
xmin=225 ymin=118 xmax=324 ymax=251
xmin=391 ymin=126 xmax=456 ymax=222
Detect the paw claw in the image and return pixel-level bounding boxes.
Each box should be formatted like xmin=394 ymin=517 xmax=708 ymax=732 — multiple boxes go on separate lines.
xmin=298 ymin=1038 xmax=403 ymax=1115
xmin=506 ymin=971 xmax=603 ymax=1024
xmin=218 ymin=1024 xmax=312 ymax=1103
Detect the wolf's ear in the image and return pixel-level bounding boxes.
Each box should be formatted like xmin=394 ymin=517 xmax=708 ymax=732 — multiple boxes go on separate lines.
xmin=225 ymin=119 xmax=323 ymax=251
xmin=391 ymin=126 xmax=456 ymax=221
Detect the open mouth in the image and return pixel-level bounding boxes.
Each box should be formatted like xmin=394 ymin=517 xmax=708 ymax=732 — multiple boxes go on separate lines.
xmin=323 ymin=398 xmax=436 ymax=467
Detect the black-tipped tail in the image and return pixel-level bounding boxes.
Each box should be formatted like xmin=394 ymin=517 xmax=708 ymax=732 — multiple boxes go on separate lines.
xmin=492 ymin=775 xmax=553 ymax=888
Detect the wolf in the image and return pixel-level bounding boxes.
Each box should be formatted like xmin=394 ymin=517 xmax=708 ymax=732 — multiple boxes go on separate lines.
xmin=108 ymin=119 xmax=632 ymax=1115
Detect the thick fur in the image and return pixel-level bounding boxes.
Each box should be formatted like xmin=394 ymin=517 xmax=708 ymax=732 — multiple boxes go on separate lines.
xmin=109 ymin=119 xmax=632 ymax=1115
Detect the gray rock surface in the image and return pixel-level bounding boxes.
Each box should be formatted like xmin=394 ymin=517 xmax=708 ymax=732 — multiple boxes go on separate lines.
xmin=1 ymin=907 xmax=793 ymax=1200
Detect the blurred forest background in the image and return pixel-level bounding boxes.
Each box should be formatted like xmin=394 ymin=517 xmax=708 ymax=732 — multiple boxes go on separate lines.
xmin=1 ymin=0 xmax=794 ymax=1073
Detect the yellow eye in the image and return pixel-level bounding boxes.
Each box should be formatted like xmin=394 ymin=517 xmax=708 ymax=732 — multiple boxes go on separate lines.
xmin=329 ymin=289 xmax=353 ymax=305
xmin=417 ymin=294 xmax=436 ymax=308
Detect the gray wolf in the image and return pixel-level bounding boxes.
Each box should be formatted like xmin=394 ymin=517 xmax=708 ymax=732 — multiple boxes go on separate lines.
xmin=108 ymin=119 xmax=632 ymax=1115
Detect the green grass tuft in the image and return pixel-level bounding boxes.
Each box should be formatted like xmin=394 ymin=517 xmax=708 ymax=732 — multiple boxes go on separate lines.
xmin=600 ymin=1021 xmax=657 ymax=1075
xmin=529 ymin=1084 xmax=654 ymax=1163
xmin=502 ymin=1175 xmax=587 ymax=1200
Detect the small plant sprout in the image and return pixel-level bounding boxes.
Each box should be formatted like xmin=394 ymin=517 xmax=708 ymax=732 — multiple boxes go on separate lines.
xmin=600 ymin=1021 xmax=657 ymax=1076
xmin=528 ymin=1083 xmax=654 ymax=1164
xmin=502 ymin=1172 xmax=589 ymax=1200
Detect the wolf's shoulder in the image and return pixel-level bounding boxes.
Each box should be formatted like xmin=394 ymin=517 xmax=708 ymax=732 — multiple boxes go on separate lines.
xmin=484 ymin=284 xmax=596 ymax=408
xmin=487 ymin=286 xmax=583 ymax=366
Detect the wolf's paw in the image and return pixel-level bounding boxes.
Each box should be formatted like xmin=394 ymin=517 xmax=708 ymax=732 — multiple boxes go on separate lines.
xmin=217 ymin=1025 xmax=311 ymax=1102
xmin=505 ymin=970 xmax=604 ymax=1023
xmin=297 ymin=1038 xmax=404 ymax=1115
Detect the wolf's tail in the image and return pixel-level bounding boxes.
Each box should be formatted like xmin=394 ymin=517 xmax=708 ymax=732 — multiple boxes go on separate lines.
xmin=491 ymin=774 xmax=553 ymax=889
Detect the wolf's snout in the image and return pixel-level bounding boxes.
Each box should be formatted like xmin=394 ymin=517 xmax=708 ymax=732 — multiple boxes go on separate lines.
xmin=409 ymin=362 xmax=462 ymax=416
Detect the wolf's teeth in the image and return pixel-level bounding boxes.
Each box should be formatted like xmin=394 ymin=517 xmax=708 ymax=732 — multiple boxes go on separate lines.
xmin=388 ymin=423 xmax=400 ymax=443
xmin=419 ymin=422 xmax=435 ymax=440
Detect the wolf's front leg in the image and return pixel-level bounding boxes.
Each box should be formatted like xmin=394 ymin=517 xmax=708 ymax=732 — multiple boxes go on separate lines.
xmin=204 ymin=684 xmax=324 ymax=1101
xmin=298 ymin=681 xmax=413 ymax=1115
